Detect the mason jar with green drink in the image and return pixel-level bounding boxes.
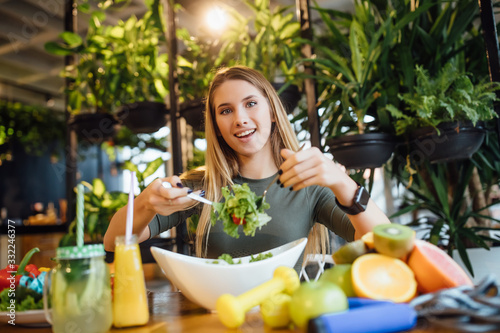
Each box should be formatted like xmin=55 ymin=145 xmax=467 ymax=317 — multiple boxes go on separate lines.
xmin=43 ymin=244 xmax=113 ymax=333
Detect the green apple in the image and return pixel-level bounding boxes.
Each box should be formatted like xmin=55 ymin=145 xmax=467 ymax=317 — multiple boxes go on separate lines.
xmin=260 ymin=293 xmax=292 ymax=328
xmin=319 ymin=264 xmax=356 ymax=297
xmin=289 ymin=281 xmax=348 ymax=330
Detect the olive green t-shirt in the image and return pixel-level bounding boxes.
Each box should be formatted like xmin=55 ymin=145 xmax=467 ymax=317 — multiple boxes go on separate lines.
xmin=148 ymin=173 xmax=355 ymax=259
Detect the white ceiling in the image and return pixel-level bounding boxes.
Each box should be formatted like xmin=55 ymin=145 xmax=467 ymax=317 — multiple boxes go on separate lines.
xmin=0 ymin=0 xmax=353 ymax=112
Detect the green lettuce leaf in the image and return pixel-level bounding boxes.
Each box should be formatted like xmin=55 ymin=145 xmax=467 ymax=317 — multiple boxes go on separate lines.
xmin=211 ymin=183 xmax=271 ymax=238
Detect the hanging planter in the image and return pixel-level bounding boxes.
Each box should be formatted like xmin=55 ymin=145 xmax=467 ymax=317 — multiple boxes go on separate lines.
xmin=180 ymin=99 xmax=205 ymax=132
xmin=69 ymin=113 xmax=118 ymax=144
xmin=326 ymin=133 xmax=397 ymax=169
xmin=272 ymin=83 xmax=301 ymax=114
xmin=116 ymin=101 xmax=167 ymax=134
xmin=409 ymin=121 xmax=485 ymax=164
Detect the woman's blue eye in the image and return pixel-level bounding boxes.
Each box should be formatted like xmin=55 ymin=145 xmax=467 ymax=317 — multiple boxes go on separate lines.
xmin=220 ymin=108 xmax=231 ymax=115
xmin=247 ymin=101 xmax=257 ymax=107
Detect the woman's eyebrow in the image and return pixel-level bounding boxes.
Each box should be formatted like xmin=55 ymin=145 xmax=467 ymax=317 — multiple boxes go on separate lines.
xmin=242 ymin=94 xmax=257 ymax=101
xmin=216 ymin=102 xmax=230 ymax=110
xmin=216 ymin=95 xmax=258 ymax=109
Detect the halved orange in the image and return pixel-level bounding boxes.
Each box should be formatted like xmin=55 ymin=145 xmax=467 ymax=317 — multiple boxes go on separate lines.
xmin=352 ymin=253 xmax=417 ymax=303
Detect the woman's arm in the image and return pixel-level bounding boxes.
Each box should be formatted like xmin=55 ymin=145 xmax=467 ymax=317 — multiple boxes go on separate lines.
xmin=278 ymin=147 xmax=391 ymax=239
xmin=103 ymin=176 xmax=194 ymax=251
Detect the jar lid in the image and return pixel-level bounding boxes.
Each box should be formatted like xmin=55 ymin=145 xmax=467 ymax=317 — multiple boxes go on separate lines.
xmin=56 ymin=244 xmax=105 ymax=259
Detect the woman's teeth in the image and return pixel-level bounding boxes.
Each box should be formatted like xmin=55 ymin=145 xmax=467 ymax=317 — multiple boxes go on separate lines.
xmin=235 ymin=129 xmax=255 ymax=138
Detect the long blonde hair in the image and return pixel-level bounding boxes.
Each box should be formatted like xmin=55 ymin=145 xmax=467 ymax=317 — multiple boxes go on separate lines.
xmin=185 ymin=66 xmax=328 ymax=258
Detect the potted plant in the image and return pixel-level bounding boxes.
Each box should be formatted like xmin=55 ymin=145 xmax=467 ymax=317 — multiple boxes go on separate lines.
xmin=0 ymin=100 xmax=65 ymax=161
xmin=386 ymin=60 xmax=500 ymax=164
xmin=45 ymin=2 xmax=169 ymax=136
xmin=110 ymin=4 xmax=170 ymax=134
xmin=297 ymin=0 xmax=431 ymax=169
xmin=45 ymin=10 xmax=119 ymax=143
xmin=381 ymin=0 xmax=500 ymax=278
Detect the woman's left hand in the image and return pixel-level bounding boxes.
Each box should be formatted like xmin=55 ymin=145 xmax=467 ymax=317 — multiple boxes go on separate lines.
xmin=278 ymin=147 xmax=351 ymax=192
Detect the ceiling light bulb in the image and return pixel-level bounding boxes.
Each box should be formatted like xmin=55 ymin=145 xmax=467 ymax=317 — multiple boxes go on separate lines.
xmin=205 ymin=7 xmax=227 ymax=32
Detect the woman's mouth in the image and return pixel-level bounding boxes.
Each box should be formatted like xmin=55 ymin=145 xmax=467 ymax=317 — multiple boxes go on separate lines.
xmin=235 ymin=129 xmax=256 ymax=138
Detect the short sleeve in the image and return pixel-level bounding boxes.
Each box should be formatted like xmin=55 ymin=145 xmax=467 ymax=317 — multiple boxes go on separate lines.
xmin=312 ymin=187 xmax=355 ymax=242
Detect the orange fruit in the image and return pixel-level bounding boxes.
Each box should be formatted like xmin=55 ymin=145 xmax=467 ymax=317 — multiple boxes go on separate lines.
xmin=351 ymin=253 xmax=417 ymax=303
xmin=361 ymin=232 xmax=375 ymax=249
xmin=407 ymin=240 xmax=473 ymax=293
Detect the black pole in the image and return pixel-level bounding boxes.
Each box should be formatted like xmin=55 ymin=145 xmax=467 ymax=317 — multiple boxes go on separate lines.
xmin=64 ymin=0 xmax=78 ymax=224
xmin=296 ymin=0 xmax=321 ymax=148
xmin=164 ymin=0 xmax=186 ymax=253
xmin=165 ymin=0 xmax=183 ymax=175
xmin=478 ymin=0 xmax=500 ymax=144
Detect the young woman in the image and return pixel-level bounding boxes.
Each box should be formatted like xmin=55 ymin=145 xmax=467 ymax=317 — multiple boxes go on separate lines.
xmin=104 ymin=66 xmax=391 ymax=261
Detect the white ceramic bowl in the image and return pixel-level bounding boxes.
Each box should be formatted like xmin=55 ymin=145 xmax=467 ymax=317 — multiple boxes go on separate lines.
xmin=150 ymin=237 xmax=307 ymax=311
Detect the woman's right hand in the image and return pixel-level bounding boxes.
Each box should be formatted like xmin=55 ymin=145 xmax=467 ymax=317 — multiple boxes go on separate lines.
xmin=142 ymin=176 xmax=195 ymax=216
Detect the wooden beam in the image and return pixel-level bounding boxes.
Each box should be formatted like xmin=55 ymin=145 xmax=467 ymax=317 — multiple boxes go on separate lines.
xmin=296 ymin=0 xmax=321 ymax=148
xmin=64 ymin=0 xmax=77 ymax=225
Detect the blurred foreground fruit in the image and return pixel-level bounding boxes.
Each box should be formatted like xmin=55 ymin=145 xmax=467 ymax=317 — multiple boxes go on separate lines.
xmin=216 ymin=266 xmax=299 ymax=328
xmin=361 ymin=231 xmax=375 ymax=249
xmin=332 ymin=240 xmax=368 ymax=264
xmin=260 ymin=293 xmax=291 ymax=328
xmin=352 ymin=253 xmax=417 ymax=303
xmin=289 ymin=281 xmax=348 ymax=330
xmin=407 ymin=240 xmax=473 ymax=293
xmin=373 ymin=224 xmax=415 ymax=258
xmin=319 ymin=264 xmax=356 ymax=297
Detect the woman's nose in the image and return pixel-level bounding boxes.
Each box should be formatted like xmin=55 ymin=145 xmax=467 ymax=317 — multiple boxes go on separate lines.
xmin=234 ymin=109 xmax=249 ymax=126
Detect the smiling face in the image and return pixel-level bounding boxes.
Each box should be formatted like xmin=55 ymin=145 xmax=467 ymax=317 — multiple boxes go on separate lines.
xmin=213 ymin=79 xmax=274 ymax=160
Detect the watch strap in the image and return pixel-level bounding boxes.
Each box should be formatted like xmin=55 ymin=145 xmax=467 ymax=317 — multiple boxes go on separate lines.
xmin=335 ymin=182 xmax=370 ymax=215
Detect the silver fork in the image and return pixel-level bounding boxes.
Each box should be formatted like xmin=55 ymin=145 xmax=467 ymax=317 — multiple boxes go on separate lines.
xmin=261 ymin=143 xmax=306 ymax=203
xmin=162 ymin=181 xmax=213 ymax=205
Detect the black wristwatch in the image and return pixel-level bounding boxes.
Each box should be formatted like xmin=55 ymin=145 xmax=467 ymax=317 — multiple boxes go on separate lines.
xmin=335 ymin=182 xmax=370 ymax=215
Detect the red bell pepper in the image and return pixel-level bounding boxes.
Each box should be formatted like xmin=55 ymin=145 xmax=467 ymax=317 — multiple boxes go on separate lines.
xmin=0 ymin=247 xmax=40 ymax=291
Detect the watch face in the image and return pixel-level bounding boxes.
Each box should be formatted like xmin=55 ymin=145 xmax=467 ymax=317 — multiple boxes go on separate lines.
xmin=356 ymin=186 xmax=370 ymax=208
xmin=336 ymin=184 xmax=370 ymax=215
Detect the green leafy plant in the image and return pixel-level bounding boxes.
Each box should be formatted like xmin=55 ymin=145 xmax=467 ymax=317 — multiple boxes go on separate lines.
xmin=176 ymin=27 xmax=218 ymax=104
xmin=123 ymin=156 xmax=164 ymax=192
xmin=215 ymin=0 xmax=301 ymax=83
xmin=60 ymin=179 xmax=128 ymax=245
xmin=298 ymin=0 xmax=432 ymax=138
xmin=386 ymin=61 xmax=500 ymax=135
xmin=390 ymin=160 xmax=500 ymax=276
xmin=44 ymin=2 xmax=168 ymax=114
xmin=0 ymin=100 xmax=65 ymax=161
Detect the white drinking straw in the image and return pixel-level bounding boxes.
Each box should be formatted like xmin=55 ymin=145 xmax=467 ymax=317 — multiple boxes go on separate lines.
xmin=76 ymin=183 xmax=84 ymax=248
xmin=125 ymin=171 xmax=135 ymax=242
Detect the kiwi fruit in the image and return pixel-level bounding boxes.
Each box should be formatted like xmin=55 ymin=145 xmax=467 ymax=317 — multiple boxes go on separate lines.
xmin=373 ymin=224 xmax=415 ymax=258
xmin=332 ymin=239 xmax=369 ymax=264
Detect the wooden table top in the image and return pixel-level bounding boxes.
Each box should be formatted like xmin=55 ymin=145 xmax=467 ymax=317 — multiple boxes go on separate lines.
xmin=1 ymin=290 xmax=499 ymax=333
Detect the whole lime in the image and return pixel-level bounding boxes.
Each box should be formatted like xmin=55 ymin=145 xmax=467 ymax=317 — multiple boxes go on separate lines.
xmin=289 ymin=281 xmax=348 ymax=330
xmin=319 ymin=264 xmax=356 ymax=297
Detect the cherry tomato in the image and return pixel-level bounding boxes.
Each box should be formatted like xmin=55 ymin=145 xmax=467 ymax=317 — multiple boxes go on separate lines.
xmin=232 ymin=214 xmax=246 ymax=225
